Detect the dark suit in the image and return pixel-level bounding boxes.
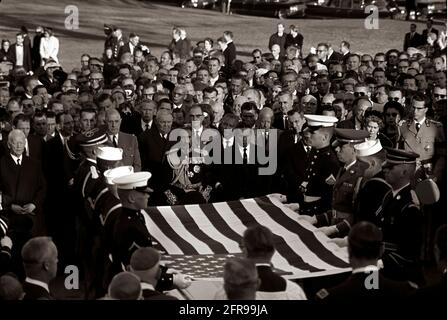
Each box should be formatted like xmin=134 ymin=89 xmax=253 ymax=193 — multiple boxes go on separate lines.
xmin=223 ymin=42 xmax=236 ymax=73
xmin=404 ymin=32 xmax=423 ymax=51
xmin=337 ymin=117 xmax=357 ymax=129
xmin=0 ymin=154 xmax=46 ymax=278
xmin=138 ymin=125 xmax=171 ymax=191
xmin=282 ymin=139 xmax=311 ymax=203
xmin=326 ymin=51 xmax=343 ymax=65
xmin=10 ymin=43 xmax=32 ymax=72
xmin=26 ymin=135 xmax=45 ymax=165
xmin=32 ymin=33 xmax=44 ymax=70
xmin=273 ymin=113 xmax=289 ymax=131
xmin=316 ymin=271 xmax=415 ymax=302
xmin=23 ymin=281 xmax=52 ymax=300
xmin=412 ymin=273 xmax=447 ymax=301
xmin=112 ymin=132 xmax=141 ymax=172
xmin=44 ymin=133 xmax=77 ymax=266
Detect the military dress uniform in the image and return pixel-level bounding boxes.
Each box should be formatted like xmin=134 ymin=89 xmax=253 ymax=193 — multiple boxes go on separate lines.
xmin=300 ymin=146 xmax=340 ymax=215
xmin=314 ymin=129 xmax=370 ymax=236
xmin=399 ymin=118 xmax=446 ymax=182
xmin=162 ymin=148 xmax=213 ymax=205
xmin=378 ymin=149 xmax=424 ymax=285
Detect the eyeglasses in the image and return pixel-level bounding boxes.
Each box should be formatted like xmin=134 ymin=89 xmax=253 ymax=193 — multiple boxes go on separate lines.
xmin=412 ymin=106 xmax=427 ymax=110
xmin=253 ymin=56 xmax=261 ymax=59
xmin=374 ymin=60 xmax=385 ymax=63
xmin=354 ymin=92 xmax=366 ymax=97
xmin=361 ymin=60 xmax=371 ymax=63
xmin=434 ymin=94 xmax=446 ymax=99
xmin=388 ymin=97 xmax=400 ymax=102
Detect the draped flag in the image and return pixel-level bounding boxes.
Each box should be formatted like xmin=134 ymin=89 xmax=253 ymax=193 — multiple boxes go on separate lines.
xmin=143 ymin=195 xmax=350 ymax=281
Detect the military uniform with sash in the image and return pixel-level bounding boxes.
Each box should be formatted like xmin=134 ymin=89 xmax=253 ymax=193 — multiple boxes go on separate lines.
xmin=399 ymin=118 xmax=446 ymax=182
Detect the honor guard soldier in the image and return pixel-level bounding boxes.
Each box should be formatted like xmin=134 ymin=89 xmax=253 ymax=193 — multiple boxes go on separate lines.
xmin=72 ymin=126 xmax=109 ymax=297
xmin=399 ymin=93 xmax=446 ymax=183
xmin=306 ymin=129 xmax=370 ymax=238
xmin=299 ymin=115 xmax=340 ymax=215
xmin=111 ymin=171 xmax=153 ymax=272
xmin=380 ymin=148 xmax=424 ymax=285
xmin=110 ymin=172 xmax=187 ymax=292
xmin=353 ymin=139 xmax=391 ymax=225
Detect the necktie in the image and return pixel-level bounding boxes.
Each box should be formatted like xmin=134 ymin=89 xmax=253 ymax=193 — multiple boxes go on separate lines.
xmin=243 ymin=146 xmax=248 ymax=165
xmin=112 ymin=135 xmax=118 ymax=147
xmin=16 ymin=158 xmax=21 ymax=166
xmin=416 ymin=122 xmax=421 ymax=133
xmin=145 ymin=123 xmax=149 ymax=132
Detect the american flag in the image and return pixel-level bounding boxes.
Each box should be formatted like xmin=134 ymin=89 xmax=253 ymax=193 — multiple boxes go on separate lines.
xmin=142 ymin=195 xmax=350 ymax=280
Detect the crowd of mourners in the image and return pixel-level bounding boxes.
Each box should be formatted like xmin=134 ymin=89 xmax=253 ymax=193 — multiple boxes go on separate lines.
xmin=0 ymin=18 xmax=446 ymax=301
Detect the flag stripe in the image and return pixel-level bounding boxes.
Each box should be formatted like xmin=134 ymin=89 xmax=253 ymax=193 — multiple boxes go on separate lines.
xmin=256 ymin=196 xmax=349 ymax=268
xmin=157 ymin=206 xmax=214 ymax=254
xmin=211 ymin=202 xmax=312 ymax=276
xmin=241 ymin=199 xmax=337 ymax=271
xmin=227 ymin=200 xmax=322 ymax=273
xmin=173 ymin=205 xmax=229 ymax=254
xmin=148 ymin=207 xmax=200 ymax=255
xmin=198 ymin=203 xmax=244 ymax=247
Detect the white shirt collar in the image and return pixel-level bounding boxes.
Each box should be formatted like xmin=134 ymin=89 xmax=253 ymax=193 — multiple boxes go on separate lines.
xmin=11 ymin=153 xmax=23 ymax=164
xmin=25 ymin=277 xmax=50 ymax=293
xmin=392 ymin=183 xmax=410 ymax=197
xmin=140 ymin=282 xmax=155 ymax=291
xmin=414 ymin=117 xmax=426 ymax=125
xmin=173 ymin=103 xmax=182 ymax=109
xmin=142 ymin=119 xmax=152 ymax=130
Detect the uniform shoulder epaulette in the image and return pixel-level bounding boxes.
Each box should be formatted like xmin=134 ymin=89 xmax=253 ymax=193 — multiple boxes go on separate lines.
xmin=427 ymin=119 xmax=443 ymax=127
xmin=316 ymin=288 xmax=330 ymax=300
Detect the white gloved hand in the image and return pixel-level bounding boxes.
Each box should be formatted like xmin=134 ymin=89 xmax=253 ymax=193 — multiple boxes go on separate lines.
xmin=297 ymin=215 xmax=317 ymax=225
xmin=284 ymin=203 xmax=300 ymax=212
xmin=317 ymin=226 xmax=338 ymax=237
xmin=173 ymin=273 xmax=193 ymax=289
xmin=328 ymin=237 xmax=348 ymax=248
xmin=0 ymin=236 xmax=12 ymax=249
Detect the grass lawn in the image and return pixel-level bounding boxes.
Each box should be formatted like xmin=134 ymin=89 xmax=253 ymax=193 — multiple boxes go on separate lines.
xmin=0 ymin=0 xmax=413 ymax=71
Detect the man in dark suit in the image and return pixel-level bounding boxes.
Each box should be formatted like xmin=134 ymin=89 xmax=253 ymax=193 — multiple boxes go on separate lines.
xmin=44 ymin=113 xmax=77 ymax=267
xmin=32 ymin=26 xmax=44 ymax=71
xmin=106 ymin=109 xmax=141 ymax=171
xmin=13 ymin=114 xmax=45 ymax=165
xmin=316 ymin=222 xmax=415 ymax=302
xmin=404 ymin=24 xmax=424 ymax=51
xmin=273 ymin=91 xmax=294 ymax=130
xmin=241 ymin=224 xmax=307 ymax=299
xmin=0 ymin=130 xmax=46 ymax=279
xmin=21 ymin=237 xmax=58 ymax=300
xmin=280 ymin=110 xmax=309 ymax=202
xmin=134 ymin=99 xmax=156 ymax=137
xmin=10 ymin=32 xmax=32 ymax=73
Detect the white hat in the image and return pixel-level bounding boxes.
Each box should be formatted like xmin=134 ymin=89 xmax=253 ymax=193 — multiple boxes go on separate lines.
xmin=104 ymin=166 xmax=134 ymax=185
xmin=304 ymin=114 xmax=338 ymax=127
xmin=354 ymin=139 xmax=382 ymax=157
xmin=113 ymin=172 xmax=153 ymax=192
xmin=96 ymin=146 xmax=123 ymax=161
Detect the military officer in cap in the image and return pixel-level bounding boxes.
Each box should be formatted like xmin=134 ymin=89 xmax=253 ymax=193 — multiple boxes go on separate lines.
xmin=298 ymin=115 xmax=340 ymax=216
xmin=398 ymin=93 xmax=446 ymax=183
xmin=305 ymin=128 xmax=370 ymax=238
xmin=353 ymin=139 xmax=391 ymax=225
xmin=110 ymin=172 xmax=183 ymax=292
xmin=379 ymin=148 xmax=424 ymax=285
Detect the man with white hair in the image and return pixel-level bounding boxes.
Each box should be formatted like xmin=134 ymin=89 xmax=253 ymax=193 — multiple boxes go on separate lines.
xmin=0 ymin=129 xmax=46 ymax=278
